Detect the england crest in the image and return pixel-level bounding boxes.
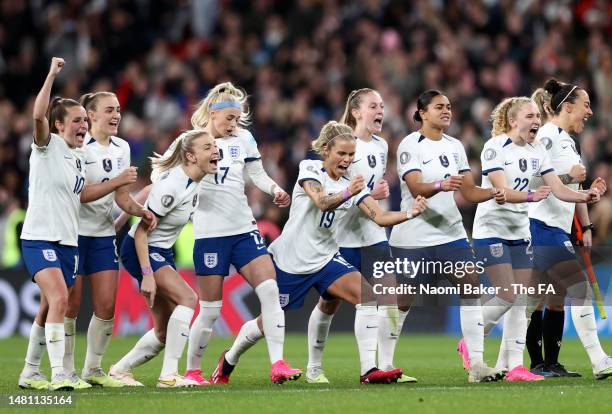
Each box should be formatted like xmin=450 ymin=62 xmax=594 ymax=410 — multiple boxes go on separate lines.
xmin=204 ymin=253 xmax=218 ymax=268
xmin=530 ymin=158 xmax=539 ymax=171
xmin=117 ymin=157 xmax=125 ymax=170
xmin=42 ymin=249 xmax=57 ymax=262
xmin=439 ymin=154 xmax=449 ymax=168
xmin=229 ymin=146 xmax=240 ymax=159
xmin=564 ymin=240 xmax=575 ymax=254
xmin=278 ymin=293 xmax=290 ymax=308
xmin=380 ymin=152 xmax=386 ymax=166
xmin=519 ymin=158 xmax=527 ymax=172
xmin=150 ymin=253 xmax=165 ymax=262
xmin=452 ymin=152 xmax=460 ymax=165
xmin=367 ymin=154 xmax=377 ymax=168
xmin=103 ymin=158 xmax=113 ymax=172
xmin=489 ymin=243 xmax=504 ymax=258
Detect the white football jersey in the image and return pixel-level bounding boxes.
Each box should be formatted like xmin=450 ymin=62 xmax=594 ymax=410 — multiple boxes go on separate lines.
xmin=21 ymin=133 xmax=85 ymax=247
xmin=337 ymin=135 xmax=388 ymax=248
xmin=389 ymin=132 xmax=470 ymax=248
xmin=129 ymin=165 xmax=200 ymax=249
xmin=473 ymin=134 xmax=554 ymax=240
xmin=528 ymin=123 xmax=581 ymax=233
xmin=269 ymin=160 xmax=370 ymax=274
xmin=79 ymin=135 xmax=130 ymax=237
xmin=193 ymin=129 xmax=260 ymax=238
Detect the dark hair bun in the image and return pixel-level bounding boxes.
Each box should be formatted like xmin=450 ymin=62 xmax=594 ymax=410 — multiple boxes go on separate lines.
xmin=544 ymin=79 xmax=564 ymax=96
xmin=413 ymin=110 xmax=422 ymax=123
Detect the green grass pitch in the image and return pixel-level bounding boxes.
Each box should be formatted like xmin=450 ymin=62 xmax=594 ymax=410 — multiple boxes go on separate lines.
xmin=1 ymin=334 xmax=611 ymax=413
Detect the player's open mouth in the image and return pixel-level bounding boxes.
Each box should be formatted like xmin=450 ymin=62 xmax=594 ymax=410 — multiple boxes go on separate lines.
xmin=440 ymin=115 xmax=450 ymax=121
xmin=337 ymin=164 xmax=348 ymax=172
xmin=529 ymin=126 xmax=539 ymax=135
xmin=76 ymin=132 xmax=86 ymax=139
xmin=109 ymin=121 xmax=118 ymax=127
xmin=373 ymin=117 xmax=383 ymax=126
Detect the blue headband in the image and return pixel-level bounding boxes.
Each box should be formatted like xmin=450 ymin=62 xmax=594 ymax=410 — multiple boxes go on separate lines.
xmin=210 ymin=101 xmax=242 ymax=111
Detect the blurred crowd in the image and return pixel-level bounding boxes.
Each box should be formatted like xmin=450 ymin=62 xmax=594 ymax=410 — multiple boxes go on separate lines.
xmin=1 ymin=0 xmax=611 ymax=268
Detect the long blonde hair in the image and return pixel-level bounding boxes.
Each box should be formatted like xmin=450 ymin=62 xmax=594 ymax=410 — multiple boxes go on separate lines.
xmin=311 ymin=121 xmax=355 ymax=156
xmin=490 ymin=97 xmax=533 ymax=136
xmin=191 ymin=82 xmax=251 ymax=128
xmin=339 ymin=88 xmax=375 ymax=129
xmin=150 ymin=130 xmax=210 ymax=176
xmin=531 ymin=88 xmax=553 ymax=124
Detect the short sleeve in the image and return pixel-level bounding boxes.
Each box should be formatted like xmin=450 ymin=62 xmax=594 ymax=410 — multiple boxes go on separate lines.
xmin=122 ymin=141 xmax=131 ymax=171
xmin=354 ymin=186 xmax=371 ymax=206
xmin=297 ymin=161 xmax=322 ymax=186
xmin=538 ymin=146 xmax=554 ymax=176
xmin=397 ymin=138 xmax=422 ymax=180
xmin=480 ymin=139 xmax=503 ymax=175
xmin=455 ymin=141 xmax=471 ymax=173
xmin=242 ymin=130 xmax=261 ymax=163
xmin=147 ymin=178 xmax=178 ymax=218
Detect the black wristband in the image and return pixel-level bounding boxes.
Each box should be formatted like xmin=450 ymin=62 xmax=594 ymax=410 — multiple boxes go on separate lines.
xmin=582 ymin=223 xmax=595 ymax=232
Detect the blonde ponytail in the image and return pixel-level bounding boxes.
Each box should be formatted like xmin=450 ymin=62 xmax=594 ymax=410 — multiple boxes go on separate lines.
xmin=150 ymin=130 xmax=210 ymax=178
xmin=191 ymin=82 xmax=251 ymax=129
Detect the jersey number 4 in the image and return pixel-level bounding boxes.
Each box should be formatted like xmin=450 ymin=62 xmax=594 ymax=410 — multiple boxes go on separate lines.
xmin=214 ymin=167 xmax=230 ymax=184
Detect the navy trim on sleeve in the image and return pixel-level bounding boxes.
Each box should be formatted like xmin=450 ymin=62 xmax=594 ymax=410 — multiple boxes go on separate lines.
xmin=401 ymin=168 xmax=421 ymax=180
xmin=298 ymin=178 xmax=321 ymax=187
xmin=356 ymin=193 xmax=370 ymax=205
xmin=481 ymin=167 xmax=502 ymax=176
xmin=148 ymin=206 xmax=164 ymax=218
xmin=540 ymin=168 xmax=555 ymax=176
xmin=245 ymin=157 xmax=261 ymax=163
xmin=458 ymin=168 xmax=471 ymax=173
xmin=110 ymin=138 xmax=120 ymax=147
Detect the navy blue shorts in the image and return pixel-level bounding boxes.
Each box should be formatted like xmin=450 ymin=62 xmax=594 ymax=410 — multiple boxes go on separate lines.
xmin=274 ymin=253 xmax=357 ymax=310
xmin=473 ymin=238 xmax=533 ymax=269
xmin=194 ymin=230 xmax=269 ymax=276
xmin=339 ymin=241 xmax=390 ymax=273
xmin=21 ymin=240 xmax=79 ymax=287
xmin=77 ymin=235 xmax=119 ymax=275
xmin=529 ymin=218 xmax=576 ymax=272
xmin=120 ymin=235 xmax=175 ymax=287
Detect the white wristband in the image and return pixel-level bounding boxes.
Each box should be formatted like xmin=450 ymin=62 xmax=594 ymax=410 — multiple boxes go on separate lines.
xmin=406 ymin=210 xmax=413 ymax=220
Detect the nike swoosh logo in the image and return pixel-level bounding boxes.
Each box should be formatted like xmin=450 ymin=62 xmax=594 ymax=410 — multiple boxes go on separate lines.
xmin=257 ymin=246 xmax=266 ymax=250
xmin=85 ymin=161 xmax=96 ymax=165
xmin=277 ymin=324 xmax=285 ymax=328
xmin=561 ymin=145 xmax=569 ymax=149
xmin=39 ymin=342 xmax=46 ymax=346
xmin=580 ymin=313 xmax=593 ymax=318
xmin=180 ymin=333 xmax=189 ymax=337
xmin=423 ymin=159 xmax=433 ymax=164
xmin=478 ymin=323 xmax=484 ymax=326
xmin=199 ymin=345 xmax=206 ymax=350
xmin=366 ymin=325 xmax=378 ymax=329
xmin=389 ymin=333 xmax=399 ymax=338
xmin=65 ymin=333 xmax=74 ymax=337
xmin=144 ymin=355 xmax=153 ymax=360
xmin=504 ymin=161 xmax=513 ymax=165
xmin=515 ymin=341 xmax=525 ymax=345
xmin=49 ymin=339 xmax=63 ymax=343
xmin=352 ymin=159 xmax=361 ymax=164
xmin=158 ymin=379 xmax=176 ymax=386
xmin=316 ymin=339 xmax=325 ymax=344
xmin=105 ymin=333 xmax=112 ymax=336
xmin=114 ymin=259 xmax=119 ymax=263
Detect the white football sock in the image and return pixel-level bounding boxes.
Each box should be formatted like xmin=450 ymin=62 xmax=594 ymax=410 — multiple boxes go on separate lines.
xmin=460 ymin=298 xmax=484 ymax=366
xmin=255 ymin=280 xmax=285 ymax=364
xmin=226 ymin=319 xmax=264 ymax=365
xmin=160 ymin=305 xmax=194 ymax=377
xmin=482 ymin=296 xmax=512 ymax=336
xmin=46 ymin=323 xmax=65 ymax=377
xmin=186 ymin=300 xmax=222 ymax=371
xmin=377 ymin=305 xmax=408 ymax=371
xmin=23 ymin=321 xmax=46 ymax=374
xmin=114 ymin=329 xmax=164 ymax=371
xmin=525 ymin=295 xmax=541 ymax=320
xmin=307 ymin=306 xmax=334 ymax=369
xmin=63 ymin=317 xmax=76 ymax=374
xmin=355 ymin=303 xmax=378 ymax=375
xmin=83 ymin=315 xmax=114 ymax=374
xmin=567 ymin=282 xmax=607 ymax=367
xmin=502 ymin=303 xmax=527 ymax=370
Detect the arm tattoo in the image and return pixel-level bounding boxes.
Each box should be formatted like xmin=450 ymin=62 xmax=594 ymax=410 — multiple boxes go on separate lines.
xmin=305 ymin=181 xmax=345 ymax=211
xmin=365 ymin=204 xmax=377 ymax=220
xmin=559 ymin=174 xmax=573 ymax=185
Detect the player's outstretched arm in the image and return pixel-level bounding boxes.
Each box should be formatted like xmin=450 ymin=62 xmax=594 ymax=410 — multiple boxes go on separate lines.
xmin=487 ymin=170 xmax=551 ymax=203
xmin=33 ymin=57 xmax=65 ymax=147
xmin=303 ymin=175 xmax=365 ymax=212
xmin=114 ymin=184 xmax=152 ymax=232
xmin=544 ymin=172 xmax=599 ymax=203
xmin=358 ymin=194 xmax=427 ymax=226
xmin=458 ymin=171 xmax=506 ymax=204
xmin=245 ymin=159 xmax=290 ymax=207
xmin=80 ymin=166 xmax=137 ymax=203
xmin=404 ymin=170 xmax=463 ymax=199
xmin=115 ymin=185 xmax=157 ymax=231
